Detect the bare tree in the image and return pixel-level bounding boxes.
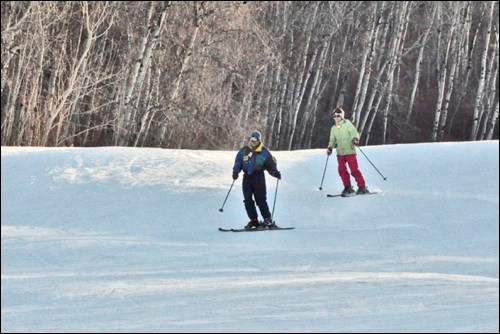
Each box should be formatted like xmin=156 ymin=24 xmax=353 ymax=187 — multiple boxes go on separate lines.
xmin=470 ymin=1 xmax=495 ymax=140
xmin=115 ymin=1 xmax=169 ymax=146
xmin=1 ymin=1 xmax=498 ymax=149
xmin=431 ymin=3 xmax=459 ymax=142
xmin=406 ymin=4 xmax=436 ymax=122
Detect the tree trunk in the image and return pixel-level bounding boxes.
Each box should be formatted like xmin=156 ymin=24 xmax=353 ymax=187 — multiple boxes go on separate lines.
xmin=470 ymin=1 xmax=495 ymax=140
xmin=352 ymin=3 xmax=382 ymax=127
xmin=407 ymin=5 xmax=436 ymax=122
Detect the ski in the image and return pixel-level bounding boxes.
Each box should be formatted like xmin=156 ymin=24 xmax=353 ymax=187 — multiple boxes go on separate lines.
xmin=327 ymin=191 xmax=380 ymax=198
xmin=219 ymin=226 xmax=295 ymax=232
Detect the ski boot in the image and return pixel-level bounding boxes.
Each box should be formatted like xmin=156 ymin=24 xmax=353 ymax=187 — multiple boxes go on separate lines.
xmin=341 ymin=186 xmax=355 ymax=197
xmin=356 ymin=187 xmax=370 ymax=195
xmin=261 ymin=217 xmax=277 ymax=229
xmin=245 ymin=219 xmax=260 ymax=229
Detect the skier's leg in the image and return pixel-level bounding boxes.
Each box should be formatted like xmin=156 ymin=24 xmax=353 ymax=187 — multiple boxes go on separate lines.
xmin=254 ymin=173 xmax=271 ymax=219
xmin=346 ymin=155 xmax=366 ymax=188
xmin=243 ymin=177 xmax=258 ymax=220
xmin=337 ymin=155 xmax=351 ymax=187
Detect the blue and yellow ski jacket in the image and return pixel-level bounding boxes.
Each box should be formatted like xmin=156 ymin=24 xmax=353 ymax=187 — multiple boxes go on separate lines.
xmin=233 ymin=143 xmax=278 ymax=177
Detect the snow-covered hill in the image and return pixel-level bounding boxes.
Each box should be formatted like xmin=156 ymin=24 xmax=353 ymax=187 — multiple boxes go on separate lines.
xmin=2 ymin=141 xmax=499 ymax=332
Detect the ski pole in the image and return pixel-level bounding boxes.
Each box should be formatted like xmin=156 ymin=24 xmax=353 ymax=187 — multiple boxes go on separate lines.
xmin=219 ymin=179 xmax=235 ymax=212
xmin=357 ymin=146 xmax=387 ymax=181
xmin=318 ymin=155 xmax=330 ymax=190
xmin=271 ymin=178 xmax=279 ymax=219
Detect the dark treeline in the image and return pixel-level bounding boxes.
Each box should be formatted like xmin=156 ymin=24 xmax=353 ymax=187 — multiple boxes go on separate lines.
xmin=1 ymin=1 xmax=498 ymax=150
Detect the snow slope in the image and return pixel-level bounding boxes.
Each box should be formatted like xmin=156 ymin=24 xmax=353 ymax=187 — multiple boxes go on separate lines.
xmin=1 ymin=141 xmax=499 ymax=332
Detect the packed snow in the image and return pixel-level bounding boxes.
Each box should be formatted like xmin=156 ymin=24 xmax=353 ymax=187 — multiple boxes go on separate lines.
xmin=1 ymin=141 xmax=498 ymax=332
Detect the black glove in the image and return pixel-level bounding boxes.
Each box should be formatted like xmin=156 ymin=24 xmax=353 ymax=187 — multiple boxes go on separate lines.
xmin=274 ymin=171 xmax=281 ymax=180
xmin=352 ymin=138 xmax=360 ymax=146
xmin=326 ymin=147 xmax=333 ymax=156
xmin=232 ymin=172 xmax=238 ymax=180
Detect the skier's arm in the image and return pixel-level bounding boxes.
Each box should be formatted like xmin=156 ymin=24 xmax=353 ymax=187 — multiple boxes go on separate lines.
xmin=328 ymin=127 xmax=337 ymax=150
xmin=232 ymin=149 xmax=243 ymax=175
xmin=264 ymin=151 xmax=280 ymax=179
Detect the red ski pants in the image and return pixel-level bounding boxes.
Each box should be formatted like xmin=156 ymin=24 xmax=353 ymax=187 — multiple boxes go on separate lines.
xmin=337 ymin=154 xmax=366 ymax=188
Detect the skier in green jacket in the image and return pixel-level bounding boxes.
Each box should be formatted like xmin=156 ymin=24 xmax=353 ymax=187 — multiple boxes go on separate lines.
xmin=326 ymin=107 xmax=369 ymax=197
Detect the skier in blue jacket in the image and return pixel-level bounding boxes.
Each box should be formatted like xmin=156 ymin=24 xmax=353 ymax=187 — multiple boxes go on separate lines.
xmin=233 ymin=130 xmax=281 ymax=229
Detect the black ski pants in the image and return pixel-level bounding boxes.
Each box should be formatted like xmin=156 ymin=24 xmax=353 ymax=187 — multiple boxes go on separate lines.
xmin=242 ymin=172 xmax=271 ymax=220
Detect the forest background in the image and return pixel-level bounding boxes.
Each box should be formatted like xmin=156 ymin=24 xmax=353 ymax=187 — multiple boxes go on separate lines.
xmin=1 ymin=1 xmax=498 ymax=150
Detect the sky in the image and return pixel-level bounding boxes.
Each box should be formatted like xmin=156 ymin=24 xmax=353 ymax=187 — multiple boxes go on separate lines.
xmin=1 ymin=141 xmax=499 ymax=333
